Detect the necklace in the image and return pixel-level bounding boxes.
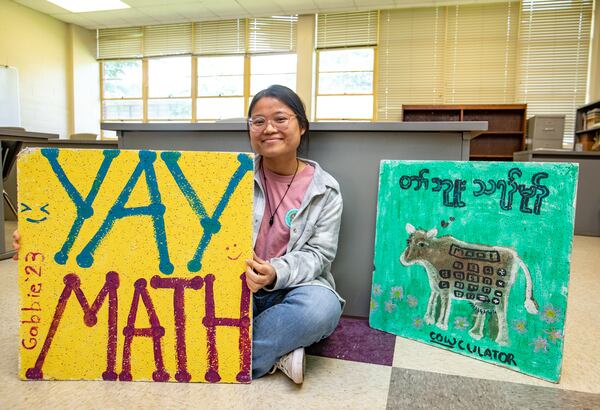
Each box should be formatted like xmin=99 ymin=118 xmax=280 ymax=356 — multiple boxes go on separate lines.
xmin=261 ymin=159 xmax=300 ymax=227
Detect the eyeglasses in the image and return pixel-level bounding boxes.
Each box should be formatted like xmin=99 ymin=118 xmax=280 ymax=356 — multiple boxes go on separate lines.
xmin=248 ymin=114 xmax=297 ymax=132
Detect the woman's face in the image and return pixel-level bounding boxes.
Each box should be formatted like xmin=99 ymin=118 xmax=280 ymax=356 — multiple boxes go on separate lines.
xmin=249 ymin=97 xmax=305 ymax=160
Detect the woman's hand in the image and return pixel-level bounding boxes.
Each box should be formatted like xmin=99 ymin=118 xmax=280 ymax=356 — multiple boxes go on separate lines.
xmin=245 ymin=254 xmax=277 ymax=293
xmin=12 ymin=230 xmax=20 ymax=261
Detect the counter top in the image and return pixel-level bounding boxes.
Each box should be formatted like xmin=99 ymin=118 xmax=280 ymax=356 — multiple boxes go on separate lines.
xmin=515 ymin=149 xmax=600 ymax=158
xmin=102 ymin=121 xmax=488 ymax=135
xmin=0 ymin=128 xmax=59 ymax=142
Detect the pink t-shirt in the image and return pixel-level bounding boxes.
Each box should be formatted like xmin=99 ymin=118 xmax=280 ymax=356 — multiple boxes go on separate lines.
xmin=255 ymin=163 xmax=315 ymax=261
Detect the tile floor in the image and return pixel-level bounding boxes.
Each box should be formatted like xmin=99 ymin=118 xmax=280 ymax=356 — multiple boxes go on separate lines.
xmin=1 ymin=221 xmax=599 ymax=409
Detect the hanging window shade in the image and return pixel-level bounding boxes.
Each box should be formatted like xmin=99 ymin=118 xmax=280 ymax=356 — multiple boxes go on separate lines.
xmin=517 ymin=0 xmax=593 ymax=146
xmin=143 ymin=23 xmax=192 ymax=57
xmin=444 ymin=2 xmax=519 ymax=104
xmin=248 ymin=16 xmax=297 ymax=53
xmin=97 ymin=27 xmax=143 ymax=59
xmin=193 ymin=19 xmax=246 ymax=55
xmin=98 ymin=16 xmax=297 ymax=59
xmin=377 ymin=2 xmax=519 ymax=120
xmin=377 ymin=7 xmax=446 ymax=120
xmin=316 ymin=10 xmax=378 ymax=49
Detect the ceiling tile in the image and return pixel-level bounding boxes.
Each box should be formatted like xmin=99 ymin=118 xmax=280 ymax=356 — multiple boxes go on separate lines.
xmin=47 ymin=13 xmax=99 ymax=29
xmin=70 ymin=9 xmax=133 ymax=28
xmin=161 ymin=3 xmax=219 ymax=21
xmin=13 ymin=0 xmax=69 ymax=14
xmin=121 ymin=0 xmax=172 ymax=5
xmin=204 ymin=0 xmax=248 ymax=17
xmin=93 ymin=8 xmax=157 ymax=27
xmin=118 ymin=11 xmax=161 ymax=26
xmin=276 ymin=0 xmax=318 ymax=15
xmin=137 ymin=5 xmax=185 ymax=19
xmin=280 ymin=7 xmax=318 ymax=15
xmin=235 ymin=0 xmax=283 ymax=16
xmin=313 ymin=0 xmax=359 ymax=12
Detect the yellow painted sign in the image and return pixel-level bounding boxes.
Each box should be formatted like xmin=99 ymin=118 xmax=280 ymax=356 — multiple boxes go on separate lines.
xmin=18 ymin=148 xmax=254 ymax=383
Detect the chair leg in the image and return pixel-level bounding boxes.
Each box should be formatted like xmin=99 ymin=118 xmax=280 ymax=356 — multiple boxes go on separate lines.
xmin=3 ymin=190 xmax=18 ymax=220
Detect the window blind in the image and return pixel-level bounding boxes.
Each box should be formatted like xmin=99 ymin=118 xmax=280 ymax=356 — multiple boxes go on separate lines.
xmin=97 ymin=27 xmax=143 ymax=59
xmin=193 ymin=19 xmax=245 ymax=55
xmin=144 ymin=23 xmax=192 ymax=57
xmin=99 ymin=16 xmax=297 ymax=58
xmin=517 ymin=0 xmax=593 ymax=146
xmin=316 ymin=10 xmax=378 ymax=49
xmin=444 ymin=2 xmax=519 ymax=104
xmin=377 ymin=7 xmax=446 ymax=120
xmin=377 ymin=3 xmax=519 ymax=120
xmin=248 ymin=16 xmax=298 ymax=53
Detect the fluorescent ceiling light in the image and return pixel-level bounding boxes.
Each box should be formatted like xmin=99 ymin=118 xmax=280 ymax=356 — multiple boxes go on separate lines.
xmin=47 ymin=0 xmax=130 ymax=13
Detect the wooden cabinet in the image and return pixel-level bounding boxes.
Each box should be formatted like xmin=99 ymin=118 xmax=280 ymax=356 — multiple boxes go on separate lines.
xmin=574 ymin=100 xmax=600 ymax=151
xmin=402 ymin=104 xmax=527 ymax=160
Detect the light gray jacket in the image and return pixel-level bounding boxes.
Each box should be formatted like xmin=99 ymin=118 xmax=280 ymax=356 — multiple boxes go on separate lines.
xmin=253 ymin=156 xmax=344 ymax=306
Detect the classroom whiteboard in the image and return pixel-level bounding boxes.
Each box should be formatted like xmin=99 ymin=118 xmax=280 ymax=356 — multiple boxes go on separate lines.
xmin=0 ymin=66 xmax=21 ymax=127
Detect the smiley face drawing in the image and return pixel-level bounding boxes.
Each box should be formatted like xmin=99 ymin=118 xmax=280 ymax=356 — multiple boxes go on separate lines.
xmin=226 ymin=243 xmax=242 ymax=261
xmin=20 ymin=203 xmax=50 ymax=223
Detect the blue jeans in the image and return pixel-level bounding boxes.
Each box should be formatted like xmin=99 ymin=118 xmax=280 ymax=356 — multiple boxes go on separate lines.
xmin=252 ymin=285 xmax=342 ymax=379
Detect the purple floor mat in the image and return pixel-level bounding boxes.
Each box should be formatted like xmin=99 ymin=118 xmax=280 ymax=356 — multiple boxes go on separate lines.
xmin=306 ymin=316 xmax=396 ymax=366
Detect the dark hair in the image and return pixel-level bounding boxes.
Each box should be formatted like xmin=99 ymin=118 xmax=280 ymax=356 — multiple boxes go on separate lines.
xmin=247 ymin=84 xmax=310 ymax=154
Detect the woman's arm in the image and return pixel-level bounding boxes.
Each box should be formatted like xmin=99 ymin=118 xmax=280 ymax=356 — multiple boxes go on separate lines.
xmin=268 ymin=188 xmax=343 ymax=290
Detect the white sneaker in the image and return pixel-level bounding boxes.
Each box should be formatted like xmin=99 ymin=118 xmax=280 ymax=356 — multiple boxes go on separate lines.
xmin=275 ymin=347 xmax=305 ymax=384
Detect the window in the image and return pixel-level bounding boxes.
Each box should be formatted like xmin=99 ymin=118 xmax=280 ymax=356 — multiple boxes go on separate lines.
xmin=248 ymin=15 xmax=298 ymax=106
xmin=316 ymin=48 xmax=374 ymax=120
xmin=99 ymin=16 xmax=298 ymax=124
xmin=101 ymin=60 xmax=143 ymax=121
xmin=197 ymin=55 xmax=245 ymax=120
xmin=250 ymin=53 xmax=297 ymax=96
xmin=148 ymin=56 xmax=192 ymax=121
xmin=315 ymin=11 xmax=378 ymax=120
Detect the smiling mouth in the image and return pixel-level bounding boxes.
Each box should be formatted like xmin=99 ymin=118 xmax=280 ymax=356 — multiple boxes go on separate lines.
xmin=228 ymin=253 xmax=242 ymax=261
xmin=26 ymin=217 xmax=47 ymax=223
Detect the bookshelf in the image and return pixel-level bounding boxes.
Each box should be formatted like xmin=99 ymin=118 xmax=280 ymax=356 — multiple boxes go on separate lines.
xmin=574 ymin=100 xmax=600 ymax=151
xmin=402 ymin=104 xmax=527 ymax=161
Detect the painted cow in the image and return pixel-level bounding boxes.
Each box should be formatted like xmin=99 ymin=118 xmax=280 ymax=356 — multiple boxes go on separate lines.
xmin=399 ymin=223 xmax=538 ymax=345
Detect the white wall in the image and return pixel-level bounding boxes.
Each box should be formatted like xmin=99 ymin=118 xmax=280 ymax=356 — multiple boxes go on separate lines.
xmin=0 ymin=0 xmax=99 ymax=138
xmin=0 ymin=0 xmax=69 ymax=137
xmin=70 ymin=24 xmax=100 ymax=136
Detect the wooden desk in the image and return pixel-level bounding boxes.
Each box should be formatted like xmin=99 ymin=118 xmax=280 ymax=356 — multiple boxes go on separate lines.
xmin=514 ymin=150 xmax=600 ymax=236
xmin=0 ymin=130 xmax=58 ymax=142
xmin=103 ymin=121 xmax=487 ymax=317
